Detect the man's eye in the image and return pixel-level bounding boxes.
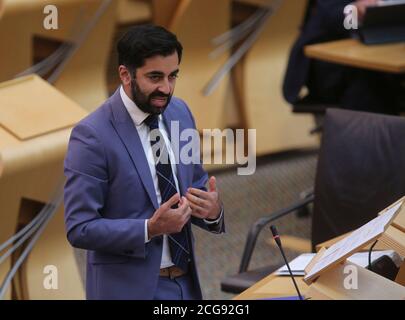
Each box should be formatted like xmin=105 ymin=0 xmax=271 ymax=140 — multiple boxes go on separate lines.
xmin=149 ymin=76 xmax=161 ymax=81
xmin=169 ymin=74 xmax=178 ymax=80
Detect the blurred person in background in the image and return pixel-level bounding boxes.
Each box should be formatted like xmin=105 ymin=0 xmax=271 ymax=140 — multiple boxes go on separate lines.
xmin=283 ymin=0 xmax=404 ymax=115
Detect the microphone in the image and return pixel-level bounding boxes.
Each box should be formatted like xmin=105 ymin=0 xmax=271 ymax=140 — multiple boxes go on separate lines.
xmin=270 ymin=225 xmax=304 ymax=300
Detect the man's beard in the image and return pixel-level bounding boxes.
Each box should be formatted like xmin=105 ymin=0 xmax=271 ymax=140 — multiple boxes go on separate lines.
xmin=130 ymin=78 xmax=172 ymax=115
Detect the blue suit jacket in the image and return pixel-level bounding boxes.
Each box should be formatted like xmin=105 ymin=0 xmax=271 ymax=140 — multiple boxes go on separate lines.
xmin=64 ymin=89 xmax=225 ymax=299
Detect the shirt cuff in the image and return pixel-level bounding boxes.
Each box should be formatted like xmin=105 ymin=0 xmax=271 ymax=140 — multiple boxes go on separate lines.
xmin=145 ymin=219 xmax=151 ymax=243
xmin=204 ymin=206 xmax=224 ymax=225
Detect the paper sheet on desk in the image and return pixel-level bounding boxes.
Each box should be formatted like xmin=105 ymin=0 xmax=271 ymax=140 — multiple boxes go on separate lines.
xmin=275 ymin=250 xmax=398 ymax=276
xmin=304 ymin=200 xmax=403 ymax=281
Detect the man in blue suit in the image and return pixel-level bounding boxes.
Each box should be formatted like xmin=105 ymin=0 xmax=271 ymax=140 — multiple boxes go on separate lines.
xmin=64 ymin=25 xmax=225 ymax=300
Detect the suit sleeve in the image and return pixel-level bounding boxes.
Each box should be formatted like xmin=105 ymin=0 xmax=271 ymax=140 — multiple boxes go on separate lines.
xmin=317 ymin=0 xmax=353 ymax=33
xmin=180 ymin=100 xmax=225 ymax=234
xmin=64 ymin=123 xmax=146 ymax=259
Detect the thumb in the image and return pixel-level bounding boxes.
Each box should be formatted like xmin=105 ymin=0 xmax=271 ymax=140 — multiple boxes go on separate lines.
xmin=179 ymin=196 xmax=189 ymax=210
xmin=208 ymin=176 xmax=217 ymax=192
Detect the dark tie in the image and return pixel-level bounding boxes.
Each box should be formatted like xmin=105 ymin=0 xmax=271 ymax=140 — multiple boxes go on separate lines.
xmin=144 ymin=114 xmax=190 ymax=272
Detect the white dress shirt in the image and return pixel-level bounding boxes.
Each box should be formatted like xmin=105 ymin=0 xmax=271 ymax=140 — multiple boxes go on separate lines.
xmin=120 ymin=86 xmax=222 ymax=269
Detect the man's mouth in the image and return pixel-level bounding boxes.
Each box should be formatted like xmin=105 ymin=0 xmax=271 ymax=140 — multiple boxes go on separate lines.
xmin=151 ymin=97 xmax=168 ymax=107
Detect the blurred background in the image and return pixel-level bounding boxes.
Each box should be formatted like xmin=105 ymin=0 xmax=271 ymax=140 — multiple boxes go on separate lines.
xmin=0 ymin=0 xmax=404 ymax=300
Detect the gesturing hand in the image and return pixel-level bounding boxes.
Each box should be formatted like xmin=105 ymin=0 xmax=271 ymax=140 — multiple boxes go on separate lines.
xmin=147 ymin=193 xmax=192 ymax=239
xmin=186 ymin=176 xmax=222 ymax=221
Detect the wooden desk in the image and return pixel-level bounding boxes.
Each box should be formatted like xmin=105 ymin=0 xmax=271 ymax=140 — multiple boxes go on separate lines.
xmin=234 ymin=273 xmax=309 ymax=300
xmin=235 ymin=231 xmax=397 ymax=300
xmin=304 ymin=39 xmax=405 ymax=74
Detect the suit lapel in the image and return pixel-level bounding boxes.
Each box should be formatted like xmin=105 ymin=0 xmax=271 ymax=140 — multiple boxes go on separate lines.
xmin=109 ymin=90 xmax=159 ymax=210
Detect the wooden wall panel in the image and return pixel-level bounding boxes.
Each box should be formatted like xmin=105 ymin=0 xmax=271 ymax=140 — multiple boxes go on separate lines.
xmin=244 ymin=0 xmax=318 ymax=155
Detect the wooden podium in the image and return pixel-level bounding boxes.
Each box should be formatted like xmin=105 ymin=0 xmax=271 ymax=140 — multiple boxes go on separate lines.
xmin=0 ymin=74 xmax=87 ymax=299
xmin=304 ymin=197 xmax=405 ymax=300
xmin=235 ymin=197 xmax=405 ymax=300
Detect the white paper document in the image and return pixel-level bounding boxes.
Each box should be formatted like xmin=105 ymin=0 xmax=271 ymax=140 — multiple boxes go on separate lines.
xmin=303 ymin=200 xmax=403 ymax=282
xmin=276 ymin=250 xmax=399 ymax=276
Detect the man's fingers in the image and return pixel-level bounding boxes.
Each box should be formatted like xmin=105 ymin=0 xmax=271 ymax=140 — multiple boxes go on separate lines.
xmin=187 ymin=187 xmax=210 ymax=200
xmin=189 ymin=201 xmax=205 ymax=213
xmin=208 ymin=176 xmax=217 ymax=192
xmin=162 ymin=193 xmax=180 ymax=210
xmin=178 ymin=197 xmax=191 ymax=215
xmin=186 ymin=192 xmax=209 ymax=209
xmin=189 ymin=202 xmax=208 ymax=218
xmin=183 ymin=206 xmax=192 ymax=221
xmin=190 ymin=210 xmax=205 ymax=219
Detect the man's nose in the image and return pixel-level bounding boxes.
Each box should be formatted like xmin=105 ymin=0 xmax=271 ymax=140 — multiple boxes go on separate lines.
xmin=158 ymin=79 xmax=171 ymax=95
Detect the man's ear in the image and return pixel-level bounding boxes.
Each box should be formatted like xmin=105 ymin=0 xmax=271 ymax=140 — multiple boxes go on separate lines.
xmin=118 ymin=65 xmax=132 ymax=86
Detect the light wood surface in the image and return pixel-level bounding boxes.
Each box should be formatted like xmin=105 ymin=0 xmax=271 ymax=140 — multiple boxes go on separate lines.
xmin=267 ymin=235 xmax=311 ymax=253
xmin=243 ymin=0 xmax=318 ymax=155
xmin=235 ymin=247 xmax=405 ymax=300
xmin=392 ymin=201 xmax=405 ymax=233
xmin=234 ymin=272 xmax=308 ymax=300
xmin=154 ymin=0 xmax=313 ymax=152
xmin=152 ymin=0 xmax=191 ymax=31
xmin=307 ymin=261 xmax=405 ymax=300
xmin=50 ymin=0 xmax=118 ymax=111
xmin=0 ymin=75 xmax=86 ymax=299
xmin=117 ymin=0 xmax=151 ymax=25
xmin=305 ymin=39 xmax=405 ymax=74
xmin=162 ymin=0 xmax=231 ymax=131
xmin=380 ymin=225 xmax=405 ymax=258
xmin=0 ymin=0 xmax=4 ymax=19
xmin=0 ymin=0 xmax=118 ymax=112
xmin=0 ymin=75 xmax=87 ymax=140
xmin=236 ymin=201 xmax=405 ymax=300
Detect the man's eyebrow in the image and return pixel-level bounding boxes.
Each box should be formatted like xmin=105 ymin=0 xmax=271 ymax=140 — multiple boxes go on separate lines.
xmin=145 ymin=71 xmax=164 ymax=76
xmin=145 ymin=69 xmax=179 ymax=76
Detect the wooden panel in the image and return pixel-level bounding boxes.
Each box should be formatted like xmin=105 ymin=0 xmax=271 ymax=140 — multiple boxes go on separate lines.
xmin=393 ymin=205 xmax=405 ymax=233
xmin=0 ymin=0 xmax=98 ymax=81
xmin=170 ymin=0 xmax=231 ymax=130
xmin=0 ymin=75 xmax=86 ymax=299
xmin=0 ymin=0 xmax=4 ymax=18
xmin=305 ymin=39 xmax=405 ymax=74
xmin=3 ymin=0 xmax=85 ymax=13
xmin=0 ymin=75 xmax=87 ymax=140
xmin=308 ymin=261 xmax=405 ymax=300
xmin=267 ymin=235 xmax=311 ymax=253
xmin=0 ymin=0 xmax=118 ymax=112
xmin=0 ymin=162 xmax=85 ymax=299
xmin=152 ymin=0 xmax=191 ymax=30
xmin=51 ymin=0 xmax=119 ymax=111
xmin=117 ymin=0 xmax=151 ymax=25
xmin=244 ymin=0 xmax=318 ymax=155
xmin=235 ymin=0 xmax=273 ymax=7
xmin=0 ymin=6 xmax=32 ymax=82
xmin=234 ymin=273 xmax=308 ymax=300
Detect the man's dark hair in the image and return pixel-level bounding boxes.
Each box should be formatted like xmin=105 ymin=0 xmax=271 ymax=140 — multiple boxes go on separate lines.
xmin=117 ymin=24 xmax=183 ymax=73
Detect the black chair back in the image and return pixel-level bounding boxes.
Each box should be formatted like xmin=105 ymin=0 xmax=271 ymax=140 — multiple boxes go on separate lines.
xmin=312 ymin=108 xmax=405 ymax=249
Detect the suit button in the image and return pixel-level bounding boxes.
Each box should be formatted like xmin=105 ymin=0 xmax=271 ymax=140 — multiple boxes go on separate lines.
xmin=124 ymin=250 xmax=134 ymax=255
